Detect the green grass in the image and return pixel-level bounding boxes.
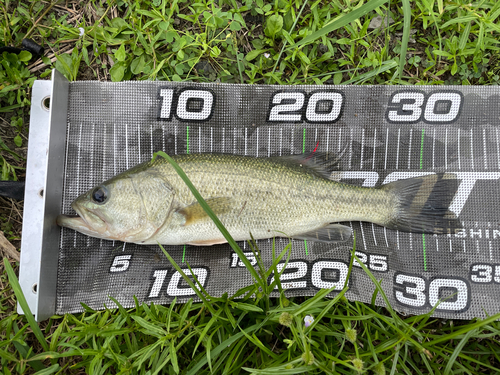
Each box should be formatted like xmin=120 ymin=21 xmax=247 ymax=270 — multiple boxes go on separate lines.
xmin=2 ymin=0 xmax=500 ymax=373
xmin=4 ymin=246 xmax=500 ymax=374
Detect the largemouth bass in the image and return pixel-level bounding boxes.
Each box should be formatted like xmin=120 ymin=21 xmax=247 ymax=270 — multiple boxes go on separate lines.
xmin=56 ymin=153 xmax=460 ymax=245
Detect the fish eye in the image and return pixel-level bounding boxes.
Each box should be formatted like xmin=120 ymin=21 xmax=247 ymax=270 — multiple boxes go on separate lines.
xmin=91 ymin=186 xmax=108 ymax=204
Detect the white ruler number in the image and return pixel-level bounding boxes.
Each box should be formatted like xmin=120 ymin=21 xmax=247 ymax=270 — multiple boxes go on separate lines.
xmin=386 ymin=91 xmax=462 ymax=123
xmin=395 ymin=273 xmax=469 ymax=312
xmin=268 ymin=92 xmax=304 ymax=122
xmin=267 ymin=90 xmax=344 ymax=123
xmin=148 ymin=268 xmax=208 ymax=298
xmin=387 ymin=92 xmax=425 ymax=122
xmin=159 ymin=88 xmax=214 ymax=121
xmin=269 ymin=261 xmax=308 ymax=289
xmin=176 ymin=90 xmax=214 ymax=120
xmin=311 ymin=261 xmax=349 ymax=290
xmin=424 ymin=92 xmax=462 ymax=122
xmin=110 ymin=255 xmax=132 ymax=273
xmin=159 ymin=89 xmax=174 ymax=119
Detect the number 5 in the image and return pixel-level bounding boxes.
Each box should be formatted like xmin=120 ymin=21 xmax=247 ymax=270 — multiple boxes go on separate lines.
xmin=110 ymin=255 xmax=132 ymax=272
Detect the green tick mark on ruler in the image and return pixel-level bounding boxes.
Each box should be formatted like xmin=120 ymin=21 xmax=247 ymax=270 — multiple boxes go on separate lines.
xmin=302 ymin=128 xmax=306 ymax=153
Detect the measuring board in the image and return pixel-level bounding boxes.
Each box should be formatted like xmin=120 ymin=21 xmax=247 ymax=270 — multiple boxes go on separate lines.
xmin=20 ymin=70 xmax=500 ymax=320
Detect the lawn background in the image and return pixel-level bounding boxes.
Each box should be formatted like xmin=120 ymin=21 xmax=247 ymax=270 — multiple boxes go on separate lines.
xmin=1 ymin=0 xmax=500 ymax=373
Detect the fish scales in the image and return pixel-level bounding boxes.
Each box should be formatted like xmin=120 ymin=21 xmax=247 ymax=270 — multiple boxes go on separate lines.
xmin=145 ymin=154 xmax=393 ymax=244
xmin=57 ymin=153 xmax=461 ymax=245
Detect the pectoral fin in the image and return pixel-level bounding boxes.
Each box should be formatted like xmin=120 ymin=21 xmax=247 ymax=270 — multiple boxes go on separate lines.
xmin=293 ymin=224 xmax=352 ymax=243
xmin=177 ymin=197 xmax=233 ymax=226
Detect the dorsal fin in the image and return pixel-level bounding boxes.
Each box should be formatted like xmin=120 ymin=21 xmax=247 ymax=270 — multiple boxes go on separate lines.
xmin=269 ymin=150 xmax=345 ymax=180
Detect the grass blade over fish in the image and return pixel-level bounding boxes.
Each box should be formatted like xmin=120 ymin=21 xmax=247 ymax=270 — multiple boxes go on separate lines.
xmin=57 ymin=153 xmax=461 ymax=245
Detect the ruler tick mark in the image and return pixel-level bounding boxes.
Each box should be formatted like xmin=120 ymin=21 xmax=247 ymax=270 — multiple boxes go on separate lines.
xmin=326 ymin=127 xmax=330 ymax=152
xmin=222 ymin=127 xmax=225 ymax=153
xmin=113 ymin=123 xmax=116 ymax=175
xmin=396 ymin=128 xmax=401 ymax=169
xmin=432 ymin=128 xmax=436 ymax=169
xmin=137 ymin=125 xmax=141 ymax=163
xmin=280 ymin=127 xmax=283 ymax=156
xmin=125 ymin=123 xmax=129 ymax=169
xmin=384 ymin=128 xmax=389 ymax=170
xmin=338 ymin=128 xmax=342 ymax=153
xmin=268 ymin=127 xmax=271 ymax=157
xmin=445 ymin=128 xmax=448 ymax=170
xmin=483 ymin=128 xmax=487 ymax=169
xmin=360 ymin=128 xmax=365 ymax=170
xmin=349 ymin=128 xmax=353 ymax=169
xmin=360 ymin=223 xmax=367 ymax=250
xmin=470 ymin=128 xmax=474 ymax=170
xmin=256 ymin=127 xmax=259 ymax=156
xmin=371 ymin=223 xmax=378 ymax=246
xmin=408 ymin=128 xmax=412 ymax=169
xmin=234 ymin=127 xmax=237 ymax=154
xmin=496 ymin=127 xmax=500 ymax=169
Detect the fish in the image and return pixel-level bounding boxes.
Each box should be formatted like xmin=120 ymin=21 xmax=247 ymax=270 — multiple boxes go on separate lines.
xmin=56 ymin=153 xmax=461 ymax=245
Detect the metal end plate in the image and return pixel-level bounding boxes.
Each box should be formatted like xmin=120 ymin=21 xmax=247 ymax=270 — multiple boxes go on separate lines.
xmin=18 ymin=69 xmax=69 ymax=321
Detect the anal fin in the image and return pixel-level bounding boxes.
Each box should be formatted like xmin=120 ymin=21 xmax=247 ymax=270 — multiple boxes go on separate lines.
xmin=185 ymin=238 xmax=228 ymax=246
xmin=293 ymin=224 xmax=352 ymax=243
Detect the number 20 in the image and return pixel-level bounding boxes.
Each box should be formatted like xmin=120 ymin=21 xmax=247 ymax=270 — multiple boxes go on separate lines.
xmin=267 ymin=90 xmax=344 ymax=123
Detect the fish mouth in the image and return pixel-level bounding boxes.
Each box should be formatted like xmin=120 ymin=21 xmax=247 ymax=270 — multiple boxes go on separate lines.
xmin=56 ymin=205 xmax=108 ymax=237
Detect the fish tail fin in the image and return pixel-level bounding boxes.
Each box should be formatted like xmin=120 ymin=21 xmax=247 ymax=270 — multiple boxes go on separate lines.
xmin=381 ymin=174 xmax=461 ymax=234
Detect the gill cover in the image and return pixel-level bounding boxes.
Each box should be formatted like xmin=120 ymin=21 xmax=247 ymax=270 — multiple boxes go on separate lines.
xmin=129 ymin=168 xmax=175 ymax=229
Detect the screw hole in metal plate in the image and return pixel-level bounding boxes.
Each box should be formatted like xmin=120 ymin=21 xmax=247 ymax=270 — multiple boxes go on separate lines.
xmin=38 ymin=189 xmax=44 ymax=198
xmin=42 ymin=96 xmax=50 ymax=111
xmin=32 ymin=283 xmax=37 ymax=294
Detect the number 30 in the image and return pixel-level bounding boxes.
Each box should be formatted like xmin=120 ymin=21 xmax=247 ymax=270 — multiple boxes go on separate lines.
xmin=386 ymin=90 xmax=463 ymax=124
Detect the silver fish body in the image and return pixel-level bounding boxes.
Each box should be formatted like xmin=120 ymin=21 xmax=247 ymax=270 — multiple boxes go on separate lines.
xmin=57 ymin=153 xmax=460 ymax=245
